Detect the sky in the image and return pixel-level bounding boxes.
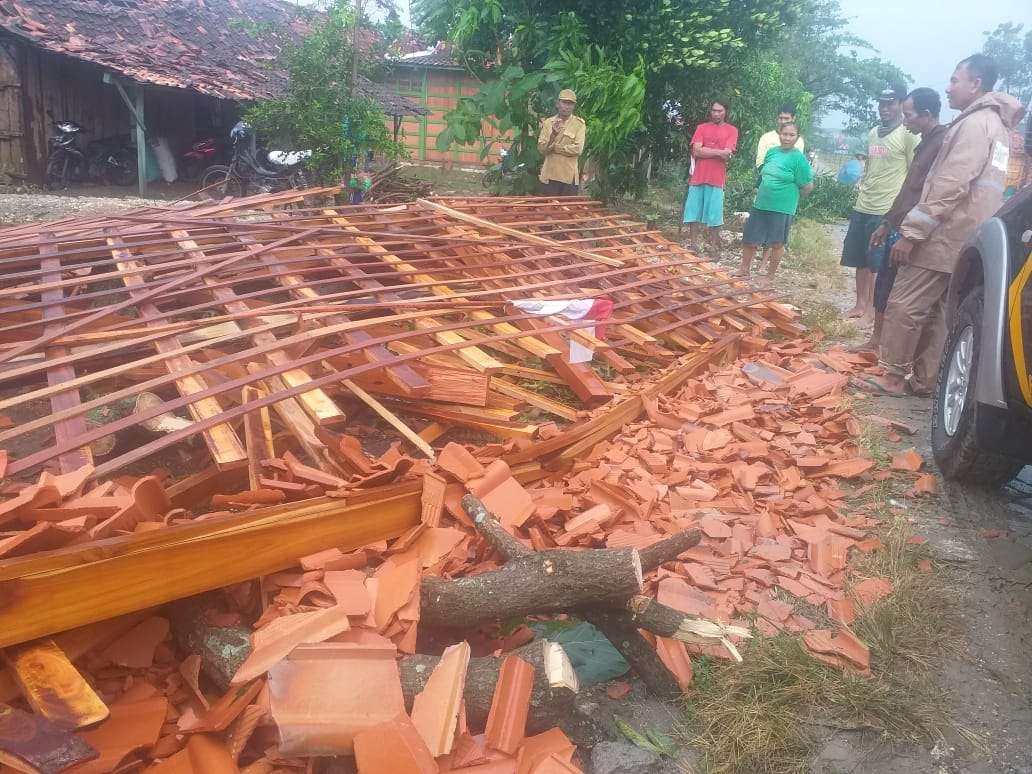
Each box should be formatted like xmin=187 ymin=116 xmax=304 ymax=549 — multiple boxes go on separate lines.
xmin=833 ymin=0 xmax=1031 ymax=126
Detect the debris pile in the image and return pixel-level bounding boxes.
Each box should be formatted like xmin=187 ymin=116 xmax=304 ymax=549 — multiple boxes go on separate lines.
xmin=0 ymin=189 xmax=907 ymax=773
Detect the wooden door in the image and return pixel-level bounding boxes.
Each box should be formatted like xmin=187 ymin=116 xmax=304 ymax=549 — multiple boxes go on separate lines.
xmin=0 ymin=38 xmax=26 ymax=182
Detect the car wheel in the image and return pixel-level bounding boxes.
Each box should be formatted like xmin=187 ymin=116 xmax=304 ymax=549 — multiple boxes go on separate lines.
xmin=931 ymin=285 xmax=1023 ymax=486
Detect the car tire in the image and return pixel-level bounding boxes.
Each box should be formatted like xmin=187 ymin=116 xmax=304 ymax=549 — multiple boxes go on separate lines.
xmin=931 ymin=285 xmax=1023 ymax=486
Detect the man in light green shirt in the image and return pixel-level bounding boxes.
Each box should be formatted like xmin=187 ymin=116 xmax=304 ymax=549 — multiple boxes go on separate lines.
xmin=840 ymin=85 xmax=920 ymax=322
xmin=755 ymin=104 xmax=805 ymax=168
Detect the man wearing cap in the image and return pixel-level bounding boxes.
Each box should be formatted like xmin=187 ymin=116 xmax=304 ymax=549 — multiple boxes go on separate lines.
xmin=840 ymin=85 xmax=920 ymax=323
xmin=537 ymin=90 xmax=586 ymax=196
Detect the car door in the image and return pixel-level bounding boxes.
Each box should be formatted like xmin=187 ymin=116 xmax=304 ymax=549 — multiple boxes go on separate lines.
xmin=1008 ymin=226 xmax=1032 ymax=409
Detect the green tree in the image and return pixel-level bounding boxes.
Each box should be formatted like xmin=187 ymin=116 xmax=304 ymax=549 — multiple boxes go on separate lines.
xmin=244 ymin=0 xmax=403 ymax=182
xmin=786 ymin=0 xmax=909 ymax=130
xmin=982 ymin=22 xmax=1032 ymax=105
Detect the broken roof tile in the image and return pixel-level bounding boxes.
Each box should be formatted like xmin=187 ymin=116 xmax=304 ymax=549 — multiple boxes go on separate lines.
xmin=438 ymin=443 xmax=486 ymax=482
xmin=485 ymin=655 xmax=534 ymax=756
xmin=101 ymin=616 xmax=170 ymax=670
xmin=654 ymin=636 xmax=693 ymax=692
xmin=467 ymin=461 xmax=534 ymax=528
xmin=890 ymin=448 xmax=924 ymax=472
xmin=353 ymin=714 xmax=438 ymax=774
xmin=268 ymin=643 xmax=406 ymax=755
xmin=852 ymin=577 xmax=893 ymax=606
xmin=411 ymin=642 xmax=471 ymax=757
xmin=323 ymin=570 xmax=372 ymax=616
xmin=232 ymin=607 xmax=351 ymax=684
xmin=72 ymin=694 xmax=168 ymax=774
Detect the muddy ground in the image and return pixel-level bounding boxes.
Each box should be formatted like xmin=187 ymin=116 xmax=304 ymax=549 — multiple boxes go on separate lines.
xmin=5 ymin=190 xmax=1031 ymax=773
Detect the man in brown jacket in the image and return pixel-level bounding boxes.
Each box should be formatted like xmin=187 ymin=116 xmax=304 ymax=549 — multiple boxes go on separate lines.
xmin=861 ymin=54 xmax=1026 ymax=396
xmin=537 ymin=89 xmax=586 ymax=196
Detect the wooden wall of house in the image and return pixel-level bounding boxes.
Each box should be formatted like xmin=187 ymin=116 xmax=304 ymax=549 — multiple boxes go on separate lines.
xmin=18 ymin=42 xmax=128 ymax=183
xmin=3 ymin=36 xmax=236 ymax=185
xmin=383 ymin=67 xmax=510 ymax=167
xmin=0 ymin=39 xmax=27 ymax=182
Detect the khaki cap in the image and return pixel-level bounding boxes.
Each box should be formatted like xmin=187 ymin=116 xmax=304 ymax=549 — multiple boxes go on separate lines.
xmin=558 ymin=89 xmax=577 ymax=103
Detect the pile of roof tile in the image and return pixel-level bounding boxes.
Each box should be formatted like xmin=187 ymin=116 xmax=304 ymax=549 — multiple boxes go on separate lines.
xmin=0 ymin=335 xmax=933 ymax=773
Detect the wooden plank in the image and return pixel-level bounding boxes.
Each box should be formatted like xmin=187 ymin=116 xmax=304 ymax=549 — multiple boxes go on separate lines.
xmin=490 ymin=378 xmax=579 ymax=422
xmin=0 ymin=488 xmax=421 ymax=648
xmin=317 ymin=209 xmax=507 ymax=373
xmin=0 ymin=227 xmax=322 ymax=367
xmin=109 ymin=238 xmax=246 ymax=467
xmin=39 ymin=241 xmax=92 ymax=474
xmin=171 ymin=230 xmax=344 ymax=426
xmin=417 ymin=198 xmax=624 ymax=267
xmin=342 ymin=379 xmax=435 ymax=459
xmin=3 ymin=639 xmax=108 ymax=728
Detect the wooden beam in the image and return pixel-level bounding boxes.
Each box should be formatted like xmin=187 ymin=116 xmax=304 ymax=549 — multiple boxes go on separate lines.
xmin=416 ymin=199 xmax=624 ymax=268
xmin=0 ymin=487 xmax=420 ymax=648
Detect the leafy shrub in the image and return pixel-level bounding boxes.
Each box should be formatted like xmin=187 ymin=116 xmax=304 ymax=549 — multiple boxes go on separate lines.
xmin=797 ymin=174 xmax=857 ymax=222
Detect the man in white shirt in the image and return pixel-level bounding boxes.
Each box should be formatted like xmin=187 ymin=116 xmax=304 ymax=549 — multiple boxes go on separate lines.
xmin=755 ymin=104 xmax=805 ymax=168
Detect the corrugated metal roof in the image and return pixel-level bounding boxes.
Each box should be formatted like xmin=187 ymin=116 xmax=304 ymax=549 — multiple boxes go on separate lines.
xmin=397 ymin=44 xmax=464 ymax=70
xmin=0 ymin=0 xmax=428 ymax=115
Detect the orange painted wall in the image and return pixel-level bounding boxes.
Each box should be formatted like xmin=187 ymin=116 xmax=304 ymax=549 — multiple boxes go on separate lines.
xmin=383 ymin=67 xmax=511 ymax=167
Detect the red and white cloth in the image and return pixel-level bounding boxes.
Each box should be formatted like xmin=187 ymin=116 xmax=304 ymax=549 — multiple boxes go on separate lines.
xmin=512 ymin=297 xmax=614 ymax=363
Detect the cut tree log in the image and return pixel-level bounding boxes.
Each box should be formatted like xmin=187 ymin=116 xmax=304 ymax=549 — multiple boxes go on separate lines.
xmin=398 ymin=639 xmax=608 ymax=744
xmin=418 ymin=495 xmax=740 ymax=697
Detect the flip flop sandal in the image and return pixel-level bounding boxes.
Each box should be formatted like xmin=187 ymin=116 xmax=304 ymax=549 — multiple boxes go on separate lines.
xmin=849 ymin=376 xmax=906 ymax=397
xmin=905 ymin=379 xmax=932 ymax=398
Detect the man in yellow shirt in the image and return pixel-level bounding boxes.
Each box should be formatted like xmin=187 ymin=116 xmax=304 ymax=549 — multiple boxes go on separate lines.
xmin=755 ymin=104 xmax=804 ymax=168
xmin=538 ymin=89 xmax=586 ymax=196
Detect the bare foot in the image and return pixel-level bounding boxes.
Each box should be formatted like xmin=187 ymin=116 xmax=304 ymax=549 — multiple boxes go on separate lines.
xmin=844 ymin=306 xmax=864 ymax=319
xmin=859 ymin=310 xmax=875 ymax=327
xmin=734 ymin=267 xmax=751 ymax=277
xmin=849 ymin=339 xmax=878 ymax=353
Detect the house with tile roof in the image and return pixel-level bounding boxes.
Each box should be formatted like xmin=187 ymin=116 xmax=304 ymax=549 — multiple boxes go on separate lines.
xmin=385 ymin=42 xmax=508 ymax=167
xmin=0 ymin=0 xmax=426 ymax=187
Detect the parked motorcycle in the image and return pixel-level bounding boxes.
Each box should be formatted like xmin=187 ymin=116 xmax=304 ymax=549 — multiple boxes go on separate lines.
xmin=45 ymin=116 xmax=87 ymax=189
xmin=199 ymin=122 xmax=309 ymax=198
xmin=86 ymin=133 xmax=137 ymax=187
xmin=45 ymin=112 xmax=137 ymax=188
xmin=482 ymin=148 xmax=525 ymax=190
xmin=181 ymin=137 xmax=224 ymax=182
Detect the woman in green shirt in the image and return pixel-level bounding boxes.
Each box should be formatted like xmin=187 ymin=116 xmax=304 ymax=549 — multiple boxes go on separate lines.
xmin=737 ymin=123 xmax=814 ymax=278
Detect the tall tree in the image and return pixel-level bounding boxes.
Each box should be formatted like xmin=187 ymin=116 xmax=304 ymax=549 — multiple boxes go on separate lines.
xmin=786 ymin=0 xmax=909 ymax=130
xmin=982 ymin=22 xmax=1032 ymax=105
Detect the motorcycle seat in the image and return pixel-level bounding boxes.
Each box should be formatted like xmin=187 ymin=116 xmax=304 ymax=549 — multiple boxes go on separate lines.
xmin=267 ymin=150 xmax=312 ymax=166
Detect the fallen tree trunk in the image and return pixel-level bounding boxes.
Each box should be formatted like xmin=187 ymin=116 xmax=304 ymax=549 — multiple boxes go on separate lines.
xmin=418 ymin=495 xmax=717 ymax=696
xmin=399 ymin=639 xmax=582 ymax=735
xmin=419 ymin=546 xmax=644 ymax=628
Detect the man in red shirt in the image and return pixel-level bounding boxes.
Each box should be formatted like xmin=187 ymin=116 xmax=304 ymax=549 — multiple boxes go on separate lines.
xmin=680 ymin=100 xmax=738 ymax=256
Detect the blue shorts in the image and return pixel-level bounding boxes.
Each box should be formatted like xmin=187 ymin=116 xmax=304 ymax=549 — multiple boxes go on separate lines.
xmin=840 ymin=210 xmax=887 ymax=271
xmin=683 ymin=184 xmax=725 ymax=228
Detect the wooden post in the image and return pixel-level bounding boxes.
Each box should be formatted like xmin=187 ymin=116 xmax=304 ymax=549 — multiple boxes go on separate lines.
xmin=134 ymin=82 xmax=146 ymax=197
xmin=105 ymin=73 xmax=147 ymax=197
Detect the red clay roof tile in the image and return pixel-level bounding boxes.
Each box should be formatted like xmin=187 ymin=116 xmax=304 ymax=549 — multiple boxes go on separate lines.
xmin=268 ymin=643 xmax=406 ymax=755
xmin=353 ymin=714 xmax=438 ymax=774
xmin=484 ymin=655 xmax=534 ymax=755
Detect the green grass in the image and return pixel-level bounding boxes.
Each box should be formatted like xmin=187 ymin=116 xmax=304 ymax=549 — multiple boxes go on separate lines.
xmin=800 ymin=302 xmax=857 ymax=341
xmin=784 ymin=219 xmax=842 ymax=282
xmin=400 ymin=163 xmax=486 ymax=196
xmin=683 ymin=444 xmax=962 ymax=774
